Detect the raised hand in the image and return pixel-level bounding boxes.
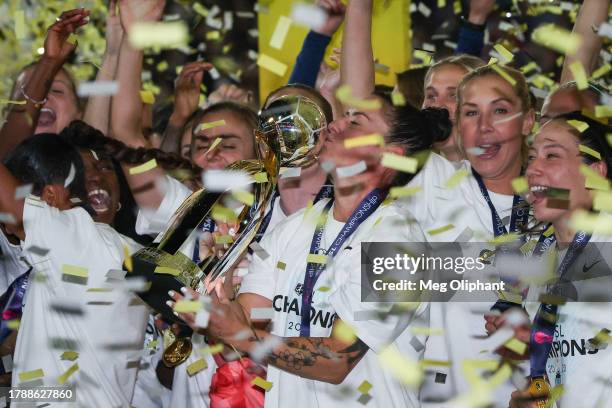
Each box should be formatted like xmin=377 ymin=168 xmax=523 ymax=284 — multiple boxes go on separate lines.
xmin=468 ymin=0 xmax=495 ymax=25
xmin=207 ymin=84 xmax=254 ymax=107
xmin=44 ymin=8 xmax=90 ymax=63
xmin=118 ymin=0 xmax=166 ymax=33
xmin=171 ymin=62 xmax=213 ymax=123
xmin=315 ymin=0 xmax=346 ymax=36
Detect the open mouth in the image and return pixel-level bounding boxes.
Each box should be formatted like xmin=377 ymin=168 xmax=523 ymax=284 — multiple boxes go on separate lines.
xmin=528 ymin=185 xmax=549 ymax=204
xmin=473 ymin=143 xmax=501 ymax=159
xmin=88 ymin=189 xmax=111 ymax=213
xmin=38 ymin=108 xmax=57 ymax=127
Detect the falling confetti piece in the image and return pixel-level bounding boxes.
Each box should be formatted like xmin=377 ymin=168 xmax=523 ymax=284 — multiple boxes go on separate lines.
xmin=568 ymin=61 xmax=588 ymax=90
xmin=195 ymin=120 xmax=226 ymax=133
xmin=344 ymin=134 xmax=385 ymax=148
xmin=306 ymin=254 xmax=328 ymax=264
xmin=64 ymin=163 xmax=76 ymax=187
xmin=57 ymin=363 xmax=78 ymax=385
xmin=493 ymin=44 xmax=514 ymax=63
xmin=186 ymin=358 xmax=208 ymax=376
xmin=336 ymin=85 xmax=382 ymax=111
xmin=567 ymin=119 xmax=589 ymax=133
xmin=253 ymin=172 xmax=268 ymax=183
xmin=140 ymin=90 xmax=155 ymax=104
xmin=381 ymin=153 xmax=418 ymax=174
xmin=129 ymin=159 xmax=158 ymax=175
xmin=231 ymin=190 xmax=255 ymax=206
xmin=427 ymin=224 xmax=455 ymax=235
xmin=257 ymin=54 xmax=288 ymax=77
xmin=511 ymin=177 xmax=528 ymax=194
xmin=357 ymin=380 xmax=372 ymax=394
xmin=270 ymin=16 xmax=292 ymax=50
xmin=62 ymin=264 xmax=88 ymax=279
xmin=332 ymin=320 xmax=357 ymax=343
xmin=277 ymin=261 xmax=286 ymax=270
xmin=18 ymin=369 xmax=44 ymax=383
xmin=336 ymin=161 xmax=367 ymax=178
xmin=252 ymin=376 xmax=273 ymax=391
xmin=444 ymin=169 xmax=469 ymax=189
xmin=389 ymin=186 xmax=422 ymax=198
xmin=174 ymin=300 xmax=202 ymax=313
xmin=60 ymin=351 xmax=79 ymax=361
xmin=579 ymin=145 xmax=601 ymax=160
xmin=129 ymin=21 xmax=188 ymax=49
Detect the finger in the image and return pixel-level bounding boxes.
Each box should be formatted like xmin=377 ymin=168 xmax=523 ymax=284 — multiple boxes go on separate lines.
xmin=168 ymin=290 xmax=184 ymax=302
xmin=58 ymin=8 xmax=86 ymax=20
xmin=108 ymin=0 xmax=118 ymax=17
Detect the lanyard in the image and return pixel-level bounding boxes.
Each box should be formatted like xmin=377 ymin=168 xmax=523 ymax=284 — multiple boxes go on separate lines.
xmin=529 ymin=231 xmax=591 ymax=377
xmin=0 ymin=268 xmax=31 ymax=369
xmin=472 ymin=169 xmax=529 ymax=237
xmin=254 ymin=183 xmax=334 ymax=243
xmin=299 ymin=189 xmax=384 ymax=336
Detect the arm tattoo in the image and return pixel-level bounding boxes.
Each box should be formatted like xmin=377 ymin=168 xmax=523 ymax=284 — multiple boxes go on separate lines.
xmin=267 ymin=337 xmax=369 ymax=372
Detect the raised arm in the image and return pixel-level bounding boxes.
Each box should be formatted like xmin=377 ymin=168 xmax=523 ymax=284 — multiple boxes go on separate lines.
xmin=455 ymin=0 xmax=494 ymax=56
xmin=340 ymin=0 xmax=374 ymax=98
xmin=560 ymin=0 xmax=611 ymax=84
xmin=82 ymin=0 xmax=123 ymax=135
xmin=0 ymin=9 xmax=89 ymax=161
xmin=111 ymin=0 xmax=166 ymax=148
xmin=160 ymin=61 xmax=211 ymax=154
xmin=288 ymin=0 xmax=345 ymax=87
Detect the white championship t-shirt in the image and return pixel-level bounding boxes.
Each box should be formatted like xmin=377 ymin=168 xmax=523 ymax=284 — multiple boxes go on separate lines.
xmin=13 ymin=196 xmax=149 ymax=407
xmin=524 ymin=233 xmax=612 ymax=408
xmin=397 ymin=153 xmax=520 ymax=407
xmin=239 ymin=198 xmax=430 ymax=408
xmin=0 ymin=229 xmax=30 ymax=295
xmin=135 ymin=175 xmax=287 ymax=408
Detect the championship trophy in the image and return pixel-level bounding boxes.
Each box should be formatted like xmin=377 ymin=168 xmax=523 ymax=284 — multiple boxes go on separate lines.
xmin=127 ymin=95 xmax=328 ymax=366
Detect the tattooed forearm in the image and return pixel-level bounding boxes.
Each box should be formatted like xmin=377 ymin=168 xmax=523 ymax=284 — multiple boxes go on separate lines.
xmin=263 ymin=336 xmax=370 ymax=383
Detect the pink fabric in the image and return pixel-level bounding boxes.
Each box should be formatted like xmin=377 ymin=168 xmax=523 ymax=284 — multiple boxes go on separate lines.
xmin=534 ymin=331 xmax=554 ymax=344
xmin=210 ymin=353 xmax=266 ymax=408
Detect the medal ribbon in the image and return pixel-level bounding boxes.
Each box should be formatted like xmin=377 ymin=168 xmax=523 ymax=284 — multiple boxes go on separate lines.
xmin=0 ymin=269 xmax=31 ymax=374
xmin=299 ymin=189 xmax=384 ymax=336
xmin=473 ymin=169 xmax=529 ymax=312
xmin=529 ymin=231 xmax=590 ymax=377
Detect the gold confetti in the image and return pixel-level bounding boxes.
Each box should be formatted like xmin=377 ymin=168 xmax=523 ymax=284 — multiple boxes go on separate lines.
xmin=0 ymin=99 xmax=26 ymax=105
xmin=493 ymin=44 xmax=514 ymax=63
xmin=62 ymin=264 xmax=88 ymax=279
xmin=569 ymin=210 xmax=612 ymax=235
xmin=444 ymin=169 xmax=469 ymax=188
xmin=129 ymin=159 xmax=158 ymax=175
xmin=381 ymin=153 xmax=418 ymax=173
xmin=579 ymin=145 xmax=601 ymax=160
xmin=344 ymin=134 xmax=385 ymax=148
xmin=66 ymin=34 xmax=78 ymax=45
xmin=253 ymin=172 xmax=268 ymax=183
xmin=391 ymin=91 xmax=406 ymax=106
xmin=317 ymin=286 xmax=330 ymax=292
xmin=174 ymin=300 xmax=202 ymax=313
xmin=567 ymin=119 xmax=589 ymax=133
xmin=306 ymin=254 xmax=328 ymax=264
xmin=490 ymin=63 xmax=517 ymax=86
xmin=206 ymin=31 xmax=220 ymax=40
xmin=57 ymin=363 xmax=78 ymax=385
xmin=257 ymin=54 xmax=288 ymax=77
xmin=187 ymin=358 xmax=208 ymax=376
xmin=270 ymin=16 xmax=292 ymax=50
xmin=19 ymin=369 xmax=44 ymax=382
xmin=532 ymin=24 xmax=581 ymax=55
xmin=60 ymin=351 xmax=79 ymax=361
xmin=201 ymin=344 xmax=224 ymax=355
xmin=357 ymin=380 xmax=372 ymax=394
xmin=427 ymin=224 xmax=455 ymax=235
xmin=389 ymin=186 xmax=422 ymax=198
xmin=379 ymin=347 xmax=422 ymax=386
xmin=129 ymin=21 xmax=188 ymax=49
xmin=14 ymin=10 xmax=26 ymax=40
xmin=333 ymin=320 xmax=357 ymax=343
xmin=196 ymin=120 xmax=226 ymax=132
xmin=568 ymin=61 xmax=588 ymax=90
xmin=595 ymin=105 xmax=612 ymax=118
xmin=580 ymin=165 xmax=610 ymax=190
xmin=140 ymin=90 xmax=155 ymax=104
xmin=7 ymin=319 xmax=20 ymax=330
xmin=593 ymin=191 xmax=612 ymax=212
xmin=211 ymin=205 xmax=238 ymax=222
xmin=252 ymin=376 xmax=273 ymax=391
xmin=511 ymin=177 xmax=528 ymax=194
xmin=231 ymin=190 xmax=255 ymax=206
xmin=504 ymin=338 xmax=527 ymax=355
xmin=123 ymin=246 xmax=133 ymax=272
xmin=214 ymin=235 xmax=234 ymax=245
xmin=336 ymin=85 xmax=382 ymax=111
xmin=276 ymin=261 xmax=286 ymax=270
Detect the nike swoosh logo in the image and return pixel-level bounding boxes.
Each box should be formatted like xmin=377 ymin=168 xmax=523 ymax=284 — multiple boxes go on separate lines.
xmin=583 ymin=260 xmax=602 ymax=273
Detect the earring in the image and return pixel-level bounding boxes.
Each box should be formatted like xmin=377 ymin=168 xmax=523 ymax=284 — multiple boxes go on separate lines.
xmin=116 ymin=202 xmax=122 ymax=211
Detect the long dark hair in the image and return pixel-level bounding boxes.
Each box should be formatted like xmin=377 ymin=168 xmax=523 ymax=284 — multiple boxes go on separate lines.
xmin=60 ymin=121 xmax=199 ymax=245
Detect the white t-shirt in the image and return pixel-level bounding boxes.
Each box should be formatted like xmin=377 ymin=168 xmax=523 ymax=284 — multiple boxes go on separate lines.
xmin=397 ymin=153 xmax=519 ymax=407
xmin=239 ymin=198 xmax=430 ymax=408
xmin=0 ymin=229 xmax=30 ymax=295
xmin=13 ymin=196 xmax=148 ymax=407
xmin=524 ymin=234 xmax=612 ymax=408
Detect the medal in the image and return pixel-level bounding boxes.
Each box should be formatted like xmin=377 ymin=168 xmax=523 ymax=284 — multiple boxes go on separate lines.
xmin=162 ymin=336 xmax=193 ymax=367
xmin=527 ymin=376 xmax=550 ymax=408
xmin=478 ymin=249 xmax=495 ymax=265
